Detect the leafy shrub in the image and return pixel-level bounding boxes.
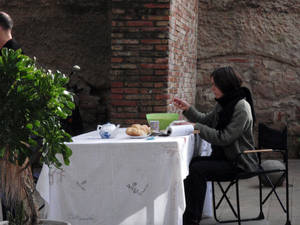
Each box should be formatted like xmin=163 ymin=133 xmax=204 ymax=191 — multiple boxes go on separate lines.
xmin=0 ymin=48 xmax=74 ymax=168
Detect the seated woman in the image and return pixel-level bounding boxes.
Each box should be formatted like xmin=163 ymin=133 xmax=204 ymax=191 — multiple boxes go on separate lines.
xmin=173 ymin=66 xmax=259 ymax=225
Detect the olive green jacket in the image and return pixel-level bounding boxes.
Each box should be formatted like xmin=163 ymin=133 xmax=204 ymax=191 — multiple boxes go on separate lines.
xmin=183 ymin=99 xmax=259 ymax=172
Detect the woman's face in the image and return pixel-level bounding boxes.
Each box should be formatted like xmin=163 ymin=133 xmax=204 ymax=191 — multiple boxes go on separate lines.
xmin=211 ymin=77 xmax=224 ymax=99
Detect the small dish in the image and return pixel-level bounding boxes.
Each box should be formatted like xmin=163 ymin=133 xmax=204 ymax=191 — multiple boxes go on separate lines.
xmin=127 ymin=134 xmax=151 ymax=139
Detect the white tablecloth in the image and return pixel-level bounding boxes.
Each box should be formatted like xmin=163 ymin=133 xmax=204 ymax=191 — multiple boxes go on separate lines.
xmin=36 ymin=129 xmax=212 ymax=225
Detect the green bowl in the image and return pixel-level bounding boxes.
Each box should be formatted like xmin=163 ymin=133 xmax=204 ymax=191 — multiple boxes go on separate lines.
xmin=146 ymin=113 xmax=179 ymax=130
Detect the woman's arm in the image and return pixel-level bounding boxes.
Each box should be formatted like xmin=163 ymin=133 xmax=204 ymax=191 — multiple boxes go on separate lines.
xmin=173 ymin=97 xmax=216 ymax=126
xmin=195 ymin=101 xmax=252 ymax=146
xmin=183 ymin=106 xmax=217 ymax=126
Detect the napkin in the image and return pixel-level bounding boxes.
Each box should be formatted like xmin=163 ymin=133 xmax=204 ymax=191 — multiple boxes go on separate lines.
xmin=166 ymin=124 xmax=195 ymax=137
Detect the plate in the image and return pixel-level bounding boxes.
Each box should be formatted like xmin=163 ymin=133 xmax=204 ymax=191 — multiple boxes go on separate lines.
xmin=127 ymin=134 xmax=151 ymax=139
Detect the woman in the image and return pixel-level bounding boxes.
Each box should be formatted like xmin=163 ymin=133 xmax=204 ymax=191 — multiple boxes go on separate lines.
xmin=173 ymin=66 xmax=259 ymax=225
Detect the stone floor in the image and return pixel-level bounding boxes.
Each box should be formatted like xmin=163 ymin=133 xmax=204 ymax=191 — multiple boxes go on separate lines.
xmin=201 ymin=159 xmax=300 ymax=225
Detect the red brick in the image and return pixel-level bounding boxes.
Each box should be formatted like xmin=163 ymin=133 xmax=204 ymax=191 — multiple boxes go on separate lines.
xmin=155 ymin=58 xmax=168 ymax=64
xmin=154 ymin=83 xmax=166 ymax=88
xmin=124 ymin=88 xmax=139 ymax=94
xmin=155 ymin=45 xmax=168 ymax=51
xmin=141 ymin=27 xmax=169 ymax=32
xmin=141 ymin=64 xmax=168 ymax=69
xmin=111 ymin=82 xmax=123 ymax=88
xmin=152 ymin=89 xmax=165 ymax=94
xmin=111 ymin=100 xmax=137 ymax=106
xmin=155 ymin=94 xmax=170 ymax=100
xmin=111 ymin=94 xmax=123 ymax=100
xmin=112 ymin=39 xmax=139 ymax=44
xmin=140 ymin=89 xmax=151 ymax=94
xmin=111 ymin=57 xmax=123 ymax=63
xmin=126 ymin=21 xmax=153 ymax=27
xmin=141 ymin=39 xmax=164 ymax=44
xmin=111 ymin=88 xmax=124 ymax=94
xmin=123 ymin=119 xmax=147 ymax=125
xmin=126 ymin=82 xmax=139 ymax=87
xmin=126 ymin=45 xmax=154 ymax=51
xmin=112 ymin=51 xmax=139 ymax=57
xmin=125 ymin=95 xmax=151 ymax=100
xmin=111 ymin=112 xmax=138 ymax=119
xmin=156 ymin=21 xmax=169 ymax=26
xmin=155 ymin=70 xmax=168 ymax=75
xmin=145 ymin=15 xmax=169 ymax=21
xmin=153 ymin=76 xmax=168 ymax=82
xmin=111 ymin=64 xmax=137 ymax=69
xmin=153 ymin=106 xmax=167 ymax=112
xmin=141 ymin=82 xmax=154 ymax=88
xmin=140 ymin=76 xmax=154 ymax=82
xmin=144 ymin=3 xmax=170 ymax=9
xmin=140 ymin=100 xmax=166 ymax=106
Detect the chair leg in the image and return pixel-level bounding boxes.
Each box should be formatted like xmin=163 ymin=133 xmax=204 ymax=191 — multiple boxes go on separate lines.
xmin=285 ymin=159 xmax=291 ymax=225
xmin=284 ymin=176 xmax=291 ymax=225
xmin=235 ymin=180 xmax=241 ymax=225
xmin=212 ymin=181 xmax=218 ymax=222
xmin=258 ymin=175 xmax=265 ymax=220
xmin=212 ymin=179 xmax=266 ymax=224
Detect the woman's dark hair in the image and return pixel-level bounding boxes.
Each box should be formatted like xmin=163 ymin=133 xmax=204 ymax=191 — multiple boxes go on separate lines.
xmin=210 ymin=66 xmax=242 ymax=95
xmin=0 ymin=12 xmax=13 ymax=30
xmin=211 ymin=66 xmax=256 ymax=127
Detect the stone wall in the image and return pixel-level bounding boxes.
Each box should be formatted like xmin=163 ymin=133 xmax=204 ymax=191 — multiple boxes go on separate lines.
xmin=196 ymin=0 xmax=300 ymax=157
xmin=0 ymin=0 xmax=111 ymax=131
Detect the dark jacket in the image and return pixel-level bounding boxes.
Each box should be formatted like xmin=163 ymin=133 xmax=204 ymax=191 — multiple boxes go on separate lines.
xmin=183 ymin=99 xmax=259 ymax=172
xmin=0 ymin=38 xmax=22 ymax=55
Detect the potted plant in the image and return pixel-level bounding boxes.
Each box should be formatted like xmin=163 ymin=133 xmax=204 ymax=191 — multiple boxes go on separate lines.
xmin=0 ymin=48 xmax=74 ymax=225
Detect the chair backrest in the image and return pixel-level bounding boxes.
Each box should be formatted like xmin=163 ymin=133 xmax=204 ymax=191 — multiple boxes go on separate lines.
xmin=258 ymin=123 xmax=287 ymax=151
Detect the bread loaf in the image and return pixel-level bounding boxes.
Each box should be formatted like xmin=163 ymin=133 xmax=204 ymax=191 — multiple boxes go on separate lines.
xmin=126 ymin=124 xmax=151 ymax=136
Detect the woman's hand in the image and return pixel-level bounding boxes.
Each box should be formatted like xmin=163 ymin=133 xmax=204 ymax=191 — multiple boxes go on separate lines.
xmin=173 ymin=97 xmax=191 ymax=111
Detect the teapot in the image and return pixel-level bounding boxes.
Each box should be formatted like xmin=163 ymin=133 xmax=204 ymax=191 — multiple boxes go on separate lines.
xmin=97 ymin=123 xmax=120 ymax=139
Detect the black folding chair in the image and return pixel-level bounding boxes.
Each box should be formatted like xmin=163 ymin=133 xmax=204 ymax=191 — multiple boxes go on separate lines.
xmin=211 ymin=123 xmax=291 ymax=225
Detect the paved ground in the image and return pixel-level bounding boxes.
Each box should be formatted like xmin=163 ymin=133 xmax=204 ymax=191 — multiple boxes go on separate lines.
xmin=201 ymin=159 xmax=300 ymax=225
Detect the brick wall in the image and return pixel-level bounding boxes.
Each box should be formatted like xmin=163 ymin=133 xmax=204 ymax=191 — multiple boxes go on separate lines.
xmin=110 ymin=0 xmax=199 ymax=126
xmin=168 ymin=0 xmax=198 ymax=113
xmin=110 ymin=0 xmax=170 ymax=126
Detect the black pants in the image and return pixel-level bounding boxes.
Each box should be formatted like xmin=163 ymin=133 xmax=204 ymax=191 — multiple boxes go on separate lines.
xmin=183 ymin=156 xmax=242 ymax=224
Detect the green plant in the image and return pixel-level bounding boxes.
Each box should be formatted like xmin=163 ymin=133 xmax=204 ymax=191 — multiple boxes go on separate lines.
xmin=0 ymin=48 xmax=74 ymax=167
xmin=0 ymin=48 xmax=75 ymax=224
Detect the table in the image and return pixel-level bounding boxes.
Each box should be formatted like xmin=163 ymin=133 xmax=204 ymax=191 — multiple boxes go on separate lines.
xmin=37 ymin=129 xmax=212 ymax=225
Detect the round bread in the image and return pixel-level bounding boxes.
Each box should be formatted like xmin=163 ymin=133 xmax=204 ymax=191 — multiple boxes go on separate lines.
xmin=132 ymin=124 xmax=142 ymax=129
xmin=126 ymin=127 xmax=138 ymax=136
xmin=141 ymin=125 xmax=151 ymax=134
xmin=126 ymin=124 xmax=150 ymax=136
